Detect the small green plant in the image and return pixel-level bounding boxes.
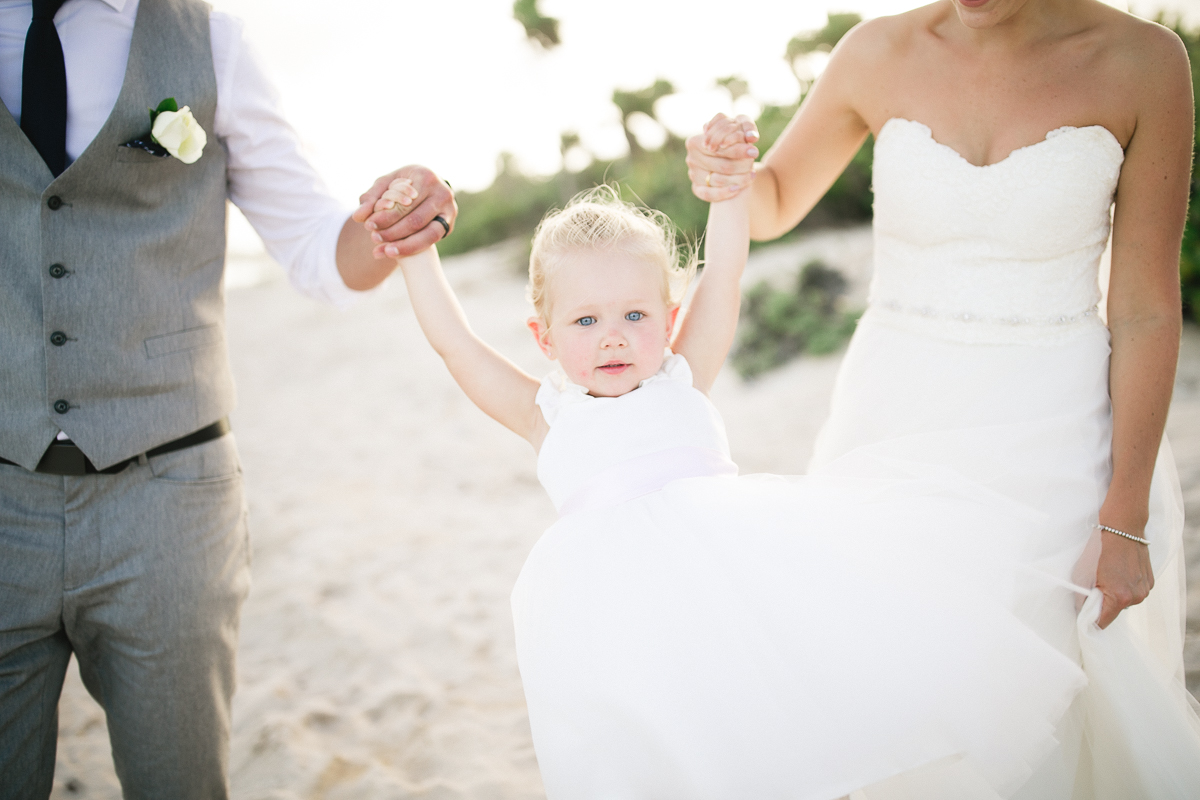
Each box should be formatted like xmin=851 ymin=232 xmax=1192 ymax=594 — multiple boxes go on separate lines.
xmin=732 ymin=261 xmax=861 ymax=379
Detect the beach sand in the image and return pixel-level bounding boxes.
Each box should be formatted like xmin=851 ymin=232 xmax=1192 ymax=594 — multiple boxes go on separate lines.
xmin=50 ymin=228 xmax=1200 ymax=798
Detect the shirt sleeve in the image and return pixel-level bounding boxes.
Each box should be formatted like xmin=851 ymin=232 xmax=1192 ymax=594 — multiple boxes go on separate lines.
xmin=209 ymin=11 xmax=375 ymax=307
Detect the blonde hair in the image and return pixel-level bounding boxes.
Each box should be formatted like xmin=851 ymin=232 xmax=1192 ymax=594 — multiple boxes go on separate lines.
xmin=528 ymin=186 xmax=695 ymax=321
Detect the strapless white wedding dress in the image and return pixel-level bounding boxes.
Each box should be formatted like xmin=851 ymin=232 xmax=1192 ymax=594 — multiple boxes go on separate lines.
xmin=511 ymin=118 xmax=1200 ymax=799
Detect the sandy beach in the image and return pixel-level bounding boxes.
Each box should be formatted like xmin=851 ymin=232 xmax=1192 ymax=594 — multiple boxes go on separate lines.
xmin=50 ymin=227 xmax=1200 ymax=799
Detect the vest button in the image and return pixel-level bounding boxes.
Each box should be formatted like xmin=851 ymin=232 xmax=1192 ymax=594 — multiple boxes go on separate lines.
xmin=49 ymin=263 xmax=67 ymax=279
xmin=53 ymin=400 xmax=71 ymax=414
xmin=47 ymin=196 xmax=63 ymax=210
xmin=50 ymin=331 xmax=68 ymax=347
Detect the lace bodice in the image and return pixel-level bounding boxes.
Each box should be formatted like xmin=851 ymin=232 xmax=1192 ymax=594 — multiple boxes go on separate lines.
xmin=869 ymin=118 xmax=1124 ymax=344
xmin=535 ymin=354 xmax=734 ymax=513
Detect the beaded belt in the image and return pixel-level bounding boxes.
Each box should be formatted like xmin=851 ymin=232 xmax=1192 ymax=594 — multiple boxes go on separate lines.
xmin=864 ymin=302 xmax=1106 ymax=346
xmin=0 ymin=418 xmax=230 ymax=476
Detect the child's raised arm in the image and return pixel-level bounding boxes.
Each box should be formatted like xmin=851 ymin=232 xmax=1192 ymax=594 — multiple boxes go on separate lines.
xmin=395 ymin=244 xmax=548 ymax=448
xmin=671 ymin=189 xmax=750 ymax=394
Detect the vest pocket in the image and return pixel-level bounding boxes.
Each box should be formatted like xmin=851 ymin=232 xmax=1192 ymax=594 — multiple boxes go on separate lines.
xmin=145 ymin=324 xmax=222 ymax=359
xmin=114 ymin=145 xmax=170 ymax=164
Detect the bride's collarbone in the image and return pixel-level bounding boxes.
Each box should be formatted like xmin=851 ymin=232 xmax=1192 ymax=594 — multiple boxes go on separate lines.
xmin=856 ymin=54 xmax=1136 ymax=160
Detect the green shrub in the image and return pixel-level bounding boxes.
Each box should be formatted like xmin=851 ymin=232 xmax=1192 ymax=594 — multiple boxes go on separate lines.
xmin=442 ymin=15 xmax=875 ymax=260
xmin=439 ymin=137 xmax=710 ymax=264
xmin=732 ymin=261 xmax=861 ymax=378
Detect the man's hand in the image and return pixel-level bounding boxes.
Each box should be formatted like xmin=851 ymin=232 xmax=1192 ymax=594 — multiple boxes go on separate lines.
xmin=352 ymin=165 xmax=457 ymax=259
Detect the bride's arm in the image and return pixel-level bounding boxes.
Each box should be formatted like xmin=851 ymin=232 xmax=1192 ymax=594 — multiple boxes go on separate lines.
xmin=685 ymin=19 xmax=879 ymax=241
xmin=747 ymin=30 xmax=873 ymax=241
xmin=1096 ymin=26 xmax=1193 ymax=629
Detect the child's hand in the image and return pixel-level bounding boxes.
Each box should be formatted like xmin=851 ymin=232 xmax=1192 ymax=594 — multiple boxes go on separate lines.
xmin=686 ymin=113 xmax=759 ymax=202
xmin=704 ymin=113 xmax=758 ymax=151
xmin=375 ymin=178 xmax=420 ymax=214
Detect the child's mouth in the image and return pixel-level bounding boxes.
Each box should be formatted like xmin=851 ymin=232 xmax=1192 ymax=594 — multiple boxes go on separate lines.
xmin=598 ymin=362 xmax=630 ymax=374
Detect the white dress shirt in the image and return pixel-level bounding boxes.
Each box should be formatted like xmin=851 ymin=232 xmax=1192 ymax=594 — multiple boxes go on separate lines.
xmin=0 ymin=0 xmax=362 ymax=307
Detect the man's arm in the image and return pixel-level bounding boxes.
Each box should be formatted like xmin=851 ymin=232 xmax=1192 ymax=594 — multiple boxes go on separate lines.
xmin=212 ymin=12 xmax=456 ymax=302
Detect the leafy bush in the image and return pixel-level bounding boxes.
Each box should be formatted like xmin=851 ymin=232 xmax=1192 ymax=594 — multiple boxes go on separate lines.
xmin=442 ymin=13 xmax=875 ymax=261
xmin=732 ymin=261 xmax=862 ymax=378
xmin=440 ymin=137 xmax=710 ymax=262
xmin=442 ymin=107 xmax=874 ymax=260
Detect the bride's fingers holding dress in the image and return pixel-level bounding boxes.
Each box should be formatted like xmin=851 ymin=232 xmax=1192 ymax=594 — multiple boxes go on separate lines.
xmin=1094 ymin=533 xmax=1155 ymax=629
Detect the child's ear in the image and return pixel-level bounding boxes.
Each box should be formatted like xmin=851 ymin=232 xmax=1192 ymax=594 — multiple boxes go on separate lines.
xmin=668 ymin=305 xmax=681 ymax=334
xmin=527 ymin=316 xmax=555 ymax=359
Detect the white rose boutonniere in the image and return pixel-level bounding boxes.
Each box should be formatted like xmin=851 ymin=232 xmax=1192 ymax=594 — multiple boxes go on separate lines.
xmin=120 ymin=97 xmax=207 ymax=164
xmin=151 ymin=103 xmax=207 ymax=164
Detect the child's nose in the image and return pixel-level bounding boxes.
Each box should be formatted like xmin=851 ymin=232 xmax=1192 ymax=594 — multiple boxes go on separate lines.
xmin=599 ymin=324 xmax=627 ymax=347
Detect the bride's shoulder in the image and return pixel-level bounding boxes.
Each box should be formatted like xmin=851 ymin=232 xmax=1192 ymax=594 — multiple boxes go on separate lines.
xmin=814 ymin=7 xmax=946 ymax=115
xmin=1089 ymin=9 xmax=1190 ymax=112
xmin=828 ymin=4 xmax=946 ymax=68
xmin=1087 ymin=5 xmax=1187 ymax=62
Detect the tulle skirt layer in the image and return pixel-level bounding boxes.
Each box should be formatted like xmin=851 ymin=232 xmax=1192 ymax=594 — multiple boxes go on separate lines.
xmin=511 ymin=312 xmax=1200 ymax=799
xmin=516 ymin=472 xmax=1088 ymax=799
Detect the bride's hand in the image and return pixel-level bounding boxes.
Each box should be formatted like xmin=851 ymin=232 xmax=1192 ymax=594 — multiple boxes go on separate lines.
xmin=1094 ymin=530 xmax=1154 ymax=629
xmin=686 ymin=113 xmax=759 ymax=202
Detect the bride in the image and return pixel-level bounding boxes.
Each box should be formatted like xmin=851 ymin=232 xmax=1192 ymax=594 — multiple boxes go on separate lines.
xmin=684 ymin=0 xmax=1199 ymax=795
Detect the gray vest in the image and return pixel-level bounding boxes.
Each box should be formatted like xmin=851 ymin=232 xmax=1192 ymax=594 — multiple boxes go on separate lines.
xmin=0 ymin=0 xmax=232 ymax=470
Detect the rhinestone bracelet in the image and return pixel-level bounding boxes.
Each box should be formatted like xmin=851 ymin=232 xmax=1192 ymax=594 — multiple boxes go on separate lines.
xmin=1096 ymin=524 xmax=1150 ymax=546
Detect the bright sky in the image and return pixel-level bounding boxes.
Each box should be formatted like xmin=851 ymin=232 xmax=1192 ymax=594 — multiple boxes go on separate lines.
xmin=210 ymin=0 xmax=1200 ymax=251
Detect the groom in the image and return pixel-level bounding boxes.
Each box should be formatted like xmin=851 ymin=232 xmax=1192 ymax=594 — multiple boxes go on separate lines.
xmin=0 ymin=1 xmax=450 ymax=797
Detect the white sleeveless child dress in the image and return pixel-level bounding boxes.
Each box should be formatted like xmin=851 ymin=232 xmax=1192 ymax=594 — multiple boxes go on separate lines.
xmin=511 ymin=118 xmax=1200 ymax=799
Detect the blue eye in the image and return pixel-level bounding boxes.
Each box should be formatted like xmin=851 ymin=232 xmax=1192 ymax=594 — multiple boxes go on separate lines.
xmin=577 ymin=316 xmax=596 ymax=326
xmin=626 ymin=311 xmax=644 ymax=321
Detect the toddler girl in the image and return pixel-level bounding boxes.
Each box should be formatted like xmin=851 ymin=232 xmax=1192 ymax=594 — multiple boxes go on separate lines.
xmin=387 ymin=182 xmax=1086 ymax=799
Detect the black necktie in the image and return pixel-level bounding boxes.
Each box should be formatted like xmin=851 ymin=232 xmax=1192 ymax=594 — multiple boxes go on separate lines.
xmin=21 ymin=0 xmax=69 ymax=177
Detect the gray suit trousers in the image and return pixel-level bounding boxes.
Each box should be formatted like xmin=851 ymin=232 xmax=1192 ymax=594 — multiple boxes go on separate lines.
xmin=0 ymin=434 xmax=250 ymax=799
